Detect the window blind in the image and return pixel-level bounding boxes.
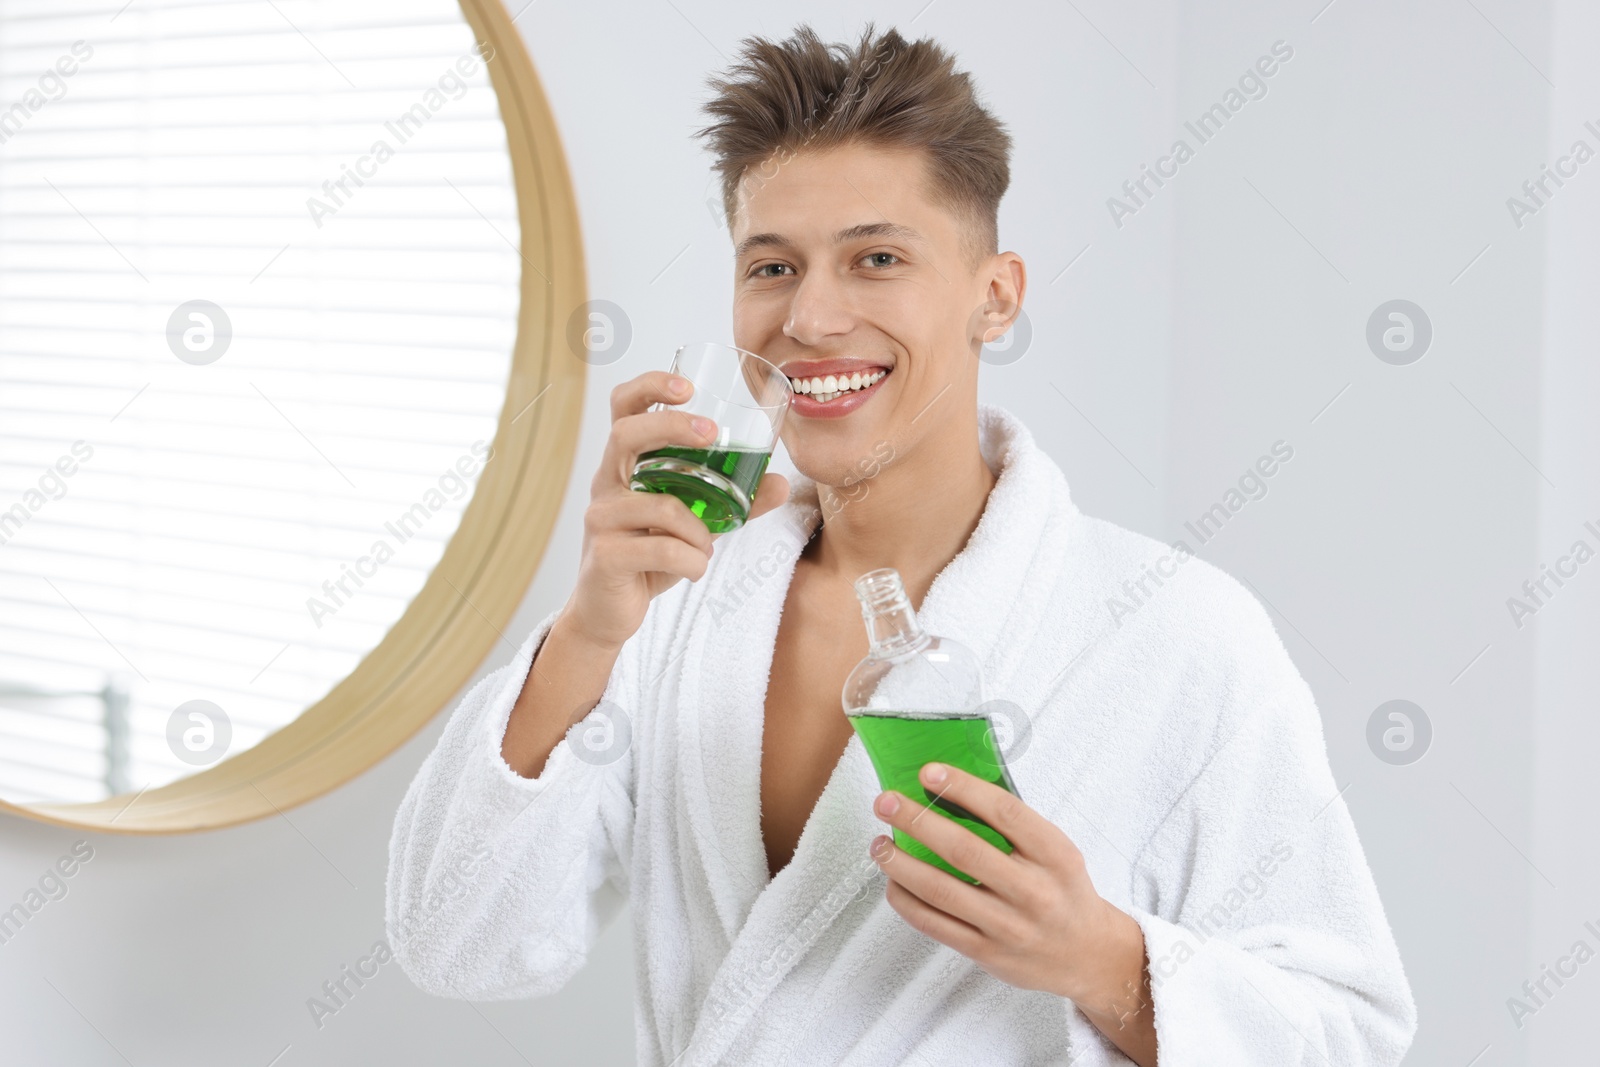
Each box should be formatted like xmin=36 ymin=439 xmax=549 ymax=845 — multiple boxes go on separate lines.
xmin=0 ymin=0 xmax=518 ymax=803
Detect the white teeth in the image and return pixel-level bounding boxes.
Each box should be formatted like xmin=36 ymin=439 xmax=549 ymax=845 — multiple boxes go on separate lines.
xmin=787 ymin=369 xmax=889 ymax=401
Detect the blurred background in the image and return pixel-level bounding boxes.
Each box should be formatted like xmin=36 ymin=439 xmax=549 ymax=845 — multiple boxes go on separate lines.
xmin=1 ymin=0 xmax=1595 ymax=1063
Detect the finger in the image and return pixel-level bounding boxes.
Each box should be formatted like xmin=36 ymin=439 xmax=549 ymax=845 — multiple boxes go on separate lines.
xmin=871 ymin=830 xmax=1012 ymax=935
xmin=874 ymin=786 xmax=1018 ymax=902
xmin=608 ymin=370 xmax=692 ymax=424
xmin=591 ymin=531 xmax=710 ymax=583
xmin=611 ymin=407 xmax=716 ymax=460
xmin=743 ymin=472 xmax=790 ymax=523
xmin=916 ymin=761 xmax=1054 ymax=863
xmin=597 ymin=408 xmax=717 ymax=491
xmin=587 ymin=490 xmax=715 ymax=555
xmin=883 ymin=876 xmax=988 ymax=958
xmin=706 ymin=472 xmax=788 ymax=549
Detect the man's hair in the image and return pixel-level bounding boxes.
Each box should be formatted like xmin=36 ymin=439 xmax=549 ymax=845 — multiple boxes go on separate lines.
xmin=693 ymin=22 xmax=1012 ymax=273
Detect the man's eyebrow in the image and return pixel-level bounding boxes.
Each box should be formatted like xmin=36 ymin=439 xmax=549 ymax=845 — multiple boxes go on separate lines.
xmin=733 ymin=221 xmax=925 ymax=261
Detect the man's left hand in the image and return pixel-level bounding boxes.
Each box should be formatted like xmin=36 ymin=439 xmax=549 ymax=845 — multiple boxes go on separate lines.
xmin=869 ymin=761 xmax=1157 ymax=1065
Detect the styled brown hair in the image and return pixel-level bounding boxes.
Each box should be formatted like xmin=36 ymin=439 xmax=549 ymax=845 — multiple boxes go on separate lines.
xmin=693 ymin=22 xmax=1012 ymax=272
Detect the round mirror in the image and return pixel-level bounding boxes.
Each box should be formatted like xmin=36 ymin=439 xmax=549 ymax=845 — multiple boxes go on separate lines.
xmin=0 ymin=0 xmax=585 ymax=831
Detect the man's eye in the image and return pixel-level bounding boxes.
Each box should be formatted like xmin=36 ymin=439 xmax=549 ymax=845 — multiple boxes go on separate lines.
xmin=753 ymin=263 xmax=791 ymax=278
xmin=864 ymin=252 xmax=899 ymax=268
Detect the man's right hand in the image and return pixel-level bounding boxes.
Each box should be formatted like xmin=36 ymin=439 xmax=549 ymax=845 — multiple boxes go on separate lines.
xmin=558 ymin=370 xmax=791 ymax=653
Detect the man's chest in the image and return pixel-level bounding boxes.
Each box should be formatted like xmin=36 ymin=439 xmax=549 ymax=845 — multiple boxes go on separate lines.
xmin=757 ymin=569 xmax=868 ymax=880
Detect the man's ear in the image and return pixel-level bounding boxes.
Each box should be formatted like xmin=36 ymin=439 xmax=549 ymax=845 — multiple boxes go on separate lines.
xmin=988 ymin=252 xmax=1026 ymax=338
xmin=969 ymin=252 xmax=1027 ymax=346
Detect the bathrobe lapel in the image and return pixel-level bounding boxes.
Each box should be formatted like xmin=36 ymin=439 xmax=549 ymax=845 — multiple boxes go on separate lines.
xmin=673 ymin=404 xmax=1069 ymax=1066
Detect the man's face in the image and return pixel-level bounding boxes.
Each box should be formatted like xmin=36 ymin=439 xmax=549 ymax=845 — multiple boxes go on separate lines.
xmin=729 ymin=142 xmax=1012 ymax=488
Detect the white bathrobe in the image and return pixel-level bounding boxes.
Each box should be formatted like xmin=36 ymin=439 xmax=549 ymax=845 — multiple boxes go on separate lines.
xmin=385 ymin=401 xmax=1417 ymax=1066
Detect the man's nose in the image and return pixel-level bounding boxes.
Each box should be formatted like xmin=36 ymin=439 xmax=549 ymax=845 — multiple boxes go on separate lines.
xmin=782 ymin=270 xmax=855 ymax=347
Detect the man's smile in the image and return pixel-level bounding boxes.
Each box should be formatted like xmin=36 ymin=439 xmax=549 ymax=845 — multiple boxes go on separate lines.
xmin=779 ymin=358 xmax=893 ymax=418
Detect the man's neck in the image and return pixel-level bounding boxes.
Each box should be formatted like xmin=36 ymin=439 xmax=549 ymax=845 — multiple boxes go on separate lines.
xmin=803 ymin=407 xmax=998 ymax=608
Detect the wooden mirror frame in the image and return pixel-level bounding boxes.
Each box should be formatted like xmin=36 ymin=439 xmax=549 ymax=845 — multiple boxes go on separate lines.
xmin=1 ymin=0 xmax=586 ymax=834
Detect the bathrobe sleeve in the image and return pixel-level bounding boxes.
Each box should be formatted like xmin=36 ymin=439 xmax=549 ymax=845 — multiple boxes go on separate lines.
xmin=385 ymin=604 xmax=640 ymax=1001
xmin=1119 ymin=576 xmax=1417 ymax=1066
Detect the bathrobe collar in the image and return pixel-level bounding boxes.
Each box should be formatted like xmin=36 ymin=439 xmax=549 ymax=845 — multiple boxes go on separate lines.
xmin=672 ymin=402 xmax=1074 ymax=1064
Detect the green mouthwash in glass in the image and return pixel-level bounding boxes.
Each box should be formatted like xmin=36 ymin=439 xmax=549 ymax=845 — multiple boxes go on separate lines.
xmin=630 ymin=445 xmax=772 ymax=533
xmin=842 ymin=568 xmax=1022 ymax=885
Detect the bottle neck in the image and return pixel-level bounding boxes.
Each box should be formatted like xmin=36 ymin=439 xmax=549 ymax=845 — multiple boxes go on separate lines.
xmin=854 ymin=568 xmax=929 ymax=656
xmin=866 ymin=603 xmax=929 ymax=656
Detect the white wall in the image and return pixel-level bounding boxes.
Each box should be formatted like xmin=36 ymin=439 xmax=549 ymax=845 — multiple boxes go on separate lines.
xmin=2 ymin=2 xmax=1588 ymax=1064
xmin=1161 ymin=3 xmax=1553 ymax=1065
xmin=1527 ymin=0 xmax=1600 ymax=1062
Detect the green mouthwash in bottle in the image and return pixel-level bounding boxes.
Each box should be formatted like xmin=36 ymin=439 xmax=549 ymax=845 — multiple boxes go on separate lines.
xmin=843 ymin=567 xmax=1021 ymax=885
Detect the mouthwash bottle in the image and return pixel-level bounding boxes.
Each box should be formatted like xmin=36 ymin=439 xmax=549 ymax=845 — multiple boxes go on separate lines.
xmin=843 ymin=567 xmax=1021 ymax=885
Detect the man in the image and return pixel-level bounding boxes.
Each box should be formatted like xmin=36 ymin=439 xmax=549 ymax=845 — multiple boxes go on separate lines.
xmin=386 ymin=22 xmax=1416 ymax=1065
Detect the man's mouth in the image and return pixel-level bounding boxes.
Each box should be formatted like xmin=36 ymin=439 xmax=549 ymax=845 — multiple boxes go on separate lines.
xmin=787 ymin=368 xmax=889 ymax=403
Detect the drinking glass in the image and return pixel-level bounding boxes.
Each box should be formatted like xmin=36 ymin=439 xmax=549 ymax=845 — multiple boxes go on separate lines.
xmin=629 ymin=342 xmax=792 ymax=533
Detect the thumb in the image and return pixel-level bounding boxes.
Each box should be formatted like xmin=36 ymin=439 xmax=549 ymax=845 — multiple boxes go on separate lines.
xmin=745 ymin=471 xmax=790 ymax=522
